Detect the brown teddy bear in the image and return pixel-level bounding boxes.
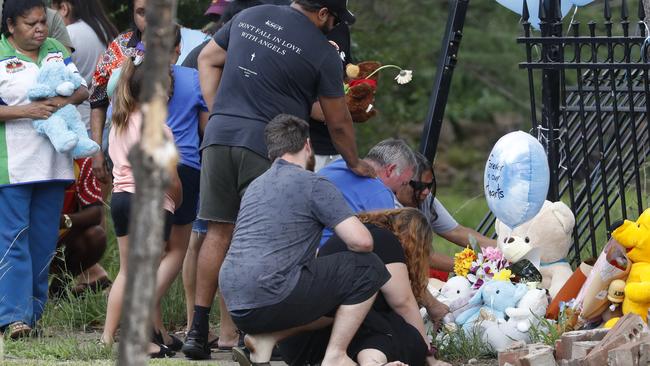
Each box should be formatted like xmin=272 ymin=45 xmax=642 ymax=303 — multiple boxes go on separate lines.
xmin=345 ymin=61 xmax=382 ymax=123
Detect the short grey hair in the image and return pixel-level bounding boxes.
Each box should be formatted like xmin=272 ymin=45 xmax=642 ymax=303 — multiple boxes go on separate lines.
xmin=365 ymin=138 xmax=417 ymax=176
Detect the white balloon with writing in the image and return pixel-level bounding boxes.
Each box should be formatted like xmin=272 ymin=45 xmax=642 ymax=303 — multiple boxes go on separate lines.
xmin=484 ymin=131 xmax=550 ymax=229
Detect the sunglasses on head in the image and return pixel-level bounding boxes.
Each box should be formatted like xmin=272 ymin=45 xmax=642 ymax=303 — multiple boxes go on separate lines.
xmin=409 ymin=180 xmax=434 ymax=191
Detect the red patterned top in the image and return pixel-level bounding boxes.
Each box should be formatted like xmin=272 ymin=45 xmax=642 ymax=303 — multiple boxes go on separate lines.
xmin=89 ymin=31 xmax=144 ymax=109
xmin=62 ymin=158 xmax=103 ymax=215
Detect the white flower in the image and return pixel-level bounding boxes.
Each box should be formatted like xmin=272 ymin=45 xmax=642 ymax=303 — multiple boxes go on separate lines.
xmin=395 ymin=70 xmax=413 ymax=84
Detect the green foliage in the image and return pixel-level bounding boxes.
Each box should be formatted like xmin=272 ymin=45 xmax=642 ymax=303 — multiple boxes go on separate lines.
xmin=4 ymin=334 xmax=113 ymax=361
xmin=433 ymin=325 xmax=496 ymax=363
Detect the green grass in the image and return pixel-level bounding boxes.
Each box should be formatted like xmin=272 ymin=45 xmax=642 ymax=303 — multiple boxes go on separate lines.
xmin=3 ymin=333 xmax=113 ymax=362
xmin=433 ymin=326 xmax=496 ymax=363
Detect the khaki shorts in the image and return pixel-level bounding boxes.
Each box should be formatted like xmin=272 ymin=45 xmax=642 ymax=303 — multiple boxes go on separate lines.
xmin=198 ymin=145 xmax=270 ymax=223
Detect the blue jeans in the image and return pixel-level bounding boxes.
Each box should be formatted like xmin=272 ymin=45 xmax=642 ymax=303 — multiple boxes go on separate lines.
xmin=0 ymin=182 xmax=66 ymax=328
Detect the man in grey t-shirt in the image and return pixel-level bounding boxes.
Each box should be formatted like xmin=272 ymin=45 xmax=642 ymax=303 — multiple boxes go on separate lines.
xmin=216 ymin=115 xmax=389 ymax=365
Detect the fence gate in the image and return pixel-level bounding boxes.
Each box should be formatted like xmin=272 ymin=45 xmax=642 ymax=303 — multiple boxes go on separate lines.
xmin=476 ymin=0 xmax=650 ymax=264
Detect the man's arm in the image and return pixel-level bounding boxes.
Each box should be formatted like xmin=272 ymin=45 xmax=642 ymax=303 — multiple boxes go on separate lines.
xmin=429 ymin=252 xmax=453 ymax=272
xmin=332 ymin=216 xmax=373 ymax=252
xmin=311 ymin=101 xmax=325 ymax=122
xmin=319 ymin=96 xmax=374 ymax=178
xmin=61 ymin=205 xmax=103 ymax=229
xmin=439 ymin=225 xmax=496 ymax=248
xmin=198 ymin=39 xmax=226 ymax=114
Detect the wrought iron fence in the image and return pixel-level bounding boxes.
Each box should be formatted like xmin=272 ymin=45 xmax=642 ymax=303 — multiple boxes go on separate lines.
xmin=476 ymin=0 xmax=650 ymax=264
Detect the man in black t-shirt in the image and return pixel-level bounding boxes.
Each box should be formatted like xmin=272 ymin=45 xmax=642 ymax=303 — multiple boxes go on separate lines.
xmin=185 ymin=0 xmax=376 ymax=359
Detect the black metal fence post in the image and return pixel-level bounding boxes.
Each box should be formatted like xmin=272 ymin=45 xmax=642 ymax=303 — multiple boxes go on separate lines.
xmin=419 ymin=0 xmax=470 ymax=162
xmin=539 ymin=0 xmax=563 ymax=201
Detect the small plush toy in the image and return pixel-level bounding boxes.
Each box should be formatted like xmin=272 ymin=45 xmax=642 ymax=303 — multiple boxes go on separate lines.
xmin=496 ymin=200 xmax=575 ymax=298
xmin=437 ymin=276 xmax=476 ymax=324
xmin=28 ymin=61 xmax=99 ymax=158
xmin=482 ymin=287 xmax=549 ymax=351
xmin=606 ymin=209 xmax=650 ymax=325
xmin=455 ymin=279 xmax=528 ymax=331
xmin=345 ymin=61 xmax=381 ymax=123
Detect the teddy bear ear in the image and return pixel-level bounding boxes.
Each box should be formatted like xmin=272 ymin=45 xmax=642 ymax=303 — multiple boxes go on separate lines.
xmin=550 ymin=201 xmax=576 ymax=234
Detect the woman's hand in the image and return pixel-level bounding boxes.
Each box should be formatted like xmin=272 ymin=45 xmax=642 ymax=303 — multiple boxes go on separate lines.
xmin=21 ymin=100 xmax=60 ymax=120
xmin=48 ymin=96 xmax=71 ymax=110
xmin=426 ymin=301 xmax=450 ymax=331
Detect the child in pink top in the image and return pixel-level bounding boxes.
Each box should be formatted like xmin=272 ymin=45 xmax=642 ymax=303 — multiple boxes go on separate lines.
xmin=102 ymin=56 xmax=181 ymax=358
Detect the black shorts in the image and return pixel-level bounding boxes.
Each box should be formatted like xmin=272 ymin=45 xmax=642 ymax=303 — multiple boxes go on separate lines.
xmin=230 ymin=251 xmax=390 ymax=335
xmin=111 ymin=192 xmax=173 ymax=241
xmin=173 ymin=164 xmax=200 ymax=225
xmin=198 ymin=145 xmax=270 ymax=223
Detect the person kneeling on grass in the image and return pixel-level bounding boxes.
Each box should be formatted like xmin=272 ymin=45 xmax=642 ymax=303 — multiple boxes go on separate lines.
xmin=217 ymin=114 xmax=389 ymax=366
xmin=49 ymin=157 xmax=110 ymax=298
xmin=279 ymin=208 xmax=451 ymax=366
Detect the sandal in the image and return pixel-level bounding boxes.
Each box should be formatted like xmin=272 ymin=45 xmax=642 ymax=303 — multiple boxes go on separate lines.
xmin=6 ymin=322 xmax=31 ymax=340
xmin=149 ymin=343 xmax=175 ymax=358
xmin=153 ymin=331 xmax=184 ymax=352
xmin=232 ymin=346 xmax=271 ymax=366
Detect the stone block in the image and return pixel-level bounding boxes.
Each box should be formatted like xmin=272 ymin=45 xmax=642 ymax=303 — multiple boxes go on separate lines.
xmin=570 ymin=341 xmax=599 ymax=359
xmin=520 ymin=347 xmax=558 ymax=366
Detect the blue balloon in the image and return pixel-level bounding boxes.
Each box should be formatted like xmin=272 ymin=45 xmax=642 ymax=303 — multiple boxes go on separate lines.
xmin=484 ymin=131 xmax=550 ymax=229
xmin=495 ymin=0 xmax=589 ymax=30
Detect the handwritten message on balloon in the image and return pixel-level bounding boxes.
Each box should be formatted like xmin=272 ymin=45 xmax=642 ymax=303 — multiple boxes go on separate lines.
xmin=484 ymin=131 xmax=550 ymax=229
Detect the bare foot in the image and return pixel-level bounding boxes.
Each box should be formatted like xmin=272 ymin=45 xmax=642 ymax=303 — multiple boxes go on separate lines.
xmin=426 ymin=356 xmax=451 ymax=366
xmin=244 ymin=334 xmax=276 ymax=363
xmin=218 ymin=329 xmax=239 ymax=348
xmin=322 ymin=351 xmax=357 ymax=366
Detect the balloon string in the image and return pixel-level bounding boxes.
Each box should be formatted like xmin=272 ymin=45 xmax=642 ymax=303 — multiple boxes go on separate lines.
xmin=565 ymin=6 xmax=579 ymax=37
xmin=633 ymin=21 xmax=650 ymax=62
xmin=533 ymin=125 xmax=568 ymax=171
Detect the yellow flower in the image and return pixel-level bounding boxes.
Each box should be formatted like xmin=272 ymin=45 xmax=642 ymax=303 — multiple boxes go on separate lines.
xmin=493 ymin=269 xmax=513 ymax=282
xmin=454 ymin=248 xmax=476 ymax=277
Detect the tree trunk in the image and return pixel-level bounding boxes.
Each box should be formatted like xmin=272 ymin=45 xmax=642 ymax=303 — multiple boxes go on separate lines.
xmin=117 ymin=0 xmax=177 ymax=365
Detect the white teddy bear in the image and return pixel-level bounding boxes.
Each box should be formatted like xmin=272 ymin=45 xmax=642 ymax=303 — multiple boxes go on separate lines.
xmin=496 ymin=200 xmax=575 ymax=298
xmin=482 ymin=287 xmax=549 ymax=352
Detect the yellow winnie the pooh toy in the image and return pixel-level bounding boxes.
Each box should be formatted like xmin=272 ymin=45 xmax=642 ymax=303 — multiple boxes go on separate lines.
xmin=604 ymin=209 xmax=650 ymax=328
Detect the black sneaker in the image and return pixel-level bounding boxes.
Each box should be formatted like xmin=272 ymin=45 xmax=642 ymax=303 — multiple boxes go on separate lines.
xmin=182 ymin=330 xmax=211 ymax=360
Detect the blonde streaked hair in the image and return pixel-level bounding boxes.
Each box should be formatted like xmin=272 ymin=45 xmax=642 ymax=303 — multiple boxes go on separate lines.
xmin=358 ymin=208 xmax=432 ymax=303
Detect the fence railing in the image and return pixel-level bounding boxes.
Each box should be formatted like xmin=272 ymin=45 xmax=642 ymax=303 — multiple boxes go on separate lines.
xmin=476 ymin=0 xmax=650 ymax=264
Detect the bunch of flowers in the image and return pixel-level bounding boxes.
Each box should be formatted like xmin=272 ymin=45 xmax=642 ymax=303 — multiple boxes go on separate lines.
xmin=454 ymin=245 xmax=510 ymax=289
xmin=466 ymin=246 xmax=510 ymax=289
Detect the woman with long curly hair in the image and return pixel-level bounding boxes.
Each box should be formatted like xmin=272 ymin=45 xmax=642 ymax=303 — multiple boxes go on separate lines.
xmin=279 ymin=208 xmax=450 ymax=366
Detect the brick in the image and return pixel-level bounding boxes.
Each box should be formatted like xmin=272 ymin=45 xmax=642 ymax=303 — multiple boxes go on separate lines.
xmin=499 ymin=348 xmax=527 ymax=366
xmin=570 ymin=341 xmax=599 ymax=359
xmin=556 ymin=329 xmax=608 ymax=361
xmin=520 ymin=347 xmax=558 ymax=366
xmin=607 ymin=342 xmax=640 ymax=366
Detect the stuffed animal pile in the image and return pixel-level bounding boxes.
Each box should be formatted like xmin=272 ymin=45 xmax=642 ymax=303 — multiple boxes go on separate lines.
xmin=604 ymin=209 xmax=650 ymax=327
xmin=28 ymin=61 xmax=99 ymax=158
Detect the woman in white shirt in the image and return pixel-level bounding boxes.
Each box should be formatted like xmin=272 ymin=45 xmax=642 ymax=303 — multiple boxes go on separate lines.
xmin=51 ymin=0 xmax=118 ymax=130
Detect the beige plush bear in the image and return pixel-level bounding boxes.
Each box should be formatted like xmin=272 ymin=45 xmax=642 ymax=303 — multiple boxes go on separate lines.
xmin=495 ymin=200 xmax=575 ymax=298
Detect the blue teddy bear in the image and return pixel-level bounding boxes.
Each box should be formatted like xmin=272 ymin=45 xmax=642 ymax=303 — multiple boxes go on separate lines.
xmin=28 ymin=61 xmax=99 ymax=158
xmin=455 ymin=279 xmax=528 ymax=332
